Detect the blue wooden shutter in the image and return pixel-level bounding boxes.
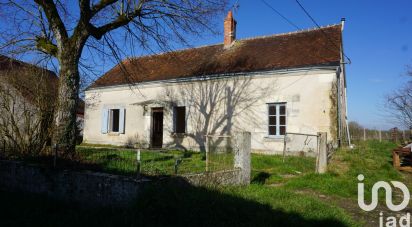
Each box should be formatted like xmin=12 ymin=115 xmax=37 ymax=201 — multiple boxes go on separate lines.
xmin=101 ymin=108 xmax=108 ymax=134
xmin=119 ymin=108 xmax=125 ymax=134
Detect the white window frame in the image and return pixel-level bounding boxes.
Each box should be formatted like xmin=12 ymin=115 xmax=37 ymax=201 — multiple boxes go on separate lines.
xmin=267 ymin=103 xmax=287 ymax=137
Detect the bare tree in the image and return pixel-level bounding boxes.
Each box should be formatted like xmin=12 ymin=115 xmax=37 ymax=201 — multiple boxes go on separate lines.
xmin=0 ymin=0 xmax=227 ymax=154
xmin=385 ymin=68 xmax=412 ymax=128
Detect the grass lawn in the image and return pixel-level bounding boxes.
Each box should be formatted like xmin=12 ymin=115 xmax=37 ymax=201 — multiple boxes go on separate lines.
xmin=76 ymin=146 xmax=234 ymax=176
xmin=0 ymin=140 xmax=405 ymax=226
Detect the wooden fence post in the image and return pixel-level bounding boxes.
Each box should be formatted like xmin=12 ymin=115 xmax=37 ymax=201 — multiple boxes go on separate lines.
xmin=316 ymin=132 xmax=327 ymax=174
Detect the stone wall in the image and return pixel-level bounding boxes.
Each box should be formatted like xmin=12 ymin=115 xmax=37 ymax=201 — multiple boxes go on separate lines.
xmin=181 ymin=169 xmax=242 ymax=186
xmin=0 ymin=132 xmax=251 ymax=206
xmin=0 ymin=160 xmax=149 ymax=206
xmin=0 ymin=160 xmax=248 ymax=206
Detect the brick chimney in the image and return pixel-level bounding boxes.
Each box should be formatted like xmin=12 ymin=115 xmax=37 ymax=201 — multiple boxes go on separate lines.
xmin=224 ymin=11 xmax=237 ymax=48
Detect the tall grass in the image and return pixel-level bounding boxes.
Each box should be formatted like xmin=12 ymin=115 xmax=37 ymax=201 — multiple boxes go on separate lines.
xmin=284 ymin=140 xmax=401 ymax=198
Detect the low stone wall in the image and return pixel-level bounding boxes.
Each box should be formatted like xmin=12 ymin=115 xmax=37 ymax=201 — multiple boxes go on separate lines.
xmin=0 ymin=160 xmax=149 ymax=206
xmin=181 ymin=169 xmax=242 ymax=186
xmin=0 ymin=132 xmax=251 ymax=206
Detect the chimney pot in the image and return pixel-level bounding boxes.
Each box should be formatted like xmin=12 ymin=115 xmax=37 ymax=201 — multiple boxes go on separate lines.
xmin=341 ymin=18 xmax=346 ymax=31
xmin=224 ymin=11 xmax=237 ymax=48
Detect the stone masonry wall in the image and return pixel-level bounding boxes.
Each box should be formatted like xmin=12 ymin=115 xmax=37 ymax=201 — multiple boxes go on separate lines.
xmin=0 ymin=160 xmax=148 ymax=206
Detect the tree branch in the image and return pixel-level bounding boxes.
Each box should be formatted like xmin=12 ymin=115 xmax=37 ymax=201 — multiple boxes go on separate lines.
xmin=34 ymin=0 xmax=68 ymax=44
xmin=35 ymin=36 xmax=58 ymax=56
xmin=90 ymin=0 xmax=118 ymax=15
xmin=89 ymin=0 xmax=145 ymax=40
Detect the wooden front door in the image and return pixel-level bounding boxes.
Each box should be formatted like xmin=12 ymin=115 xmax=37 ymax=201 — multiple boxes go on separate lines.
xmin=151 ymin=108 xmax=163 ymax=148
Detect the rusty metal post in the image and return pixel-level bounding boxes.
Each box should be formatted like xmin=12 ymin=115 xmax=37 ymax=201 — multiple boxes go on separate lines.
xmin=393 ymin=150 xmax=400 ymax=169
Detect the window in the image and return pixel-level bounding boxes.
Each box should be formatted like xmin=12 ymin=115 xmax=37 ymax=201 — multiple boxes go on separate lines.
xmin=268 ymin=103 xmax=286 ymax=136
xmin=174 ymin=106 xmax=186 ymax=133
xmin=110 ymin=109 xmax=120 ymax=132
xmin=101 ymin=108 xmax=125 ymax=134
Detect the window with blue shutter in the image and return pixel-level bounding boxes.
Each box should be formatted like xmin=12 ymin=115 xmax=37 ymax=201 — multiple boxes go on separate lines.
xmin=103 ymin=108 xmax=126 ymax=134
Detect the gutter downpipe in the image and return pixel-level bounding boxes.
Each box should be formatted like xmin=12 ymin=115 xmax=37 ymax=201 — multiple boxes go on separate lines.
xmin=341 ymin=18 xmax=352 ymax=147
xmin=337 ymin=68 xmax=342 ymax=147
xmin=345 ymin=87 xmax=352 ymax=147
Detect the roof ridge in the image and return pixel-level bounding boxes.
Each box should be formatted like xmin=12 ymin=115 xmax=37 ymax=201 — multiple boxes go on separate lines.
xmin=238 ymin=24 xmax=341 ymax=42
xmin=0 ymin=54 xmax=57 ymax=76
xmin=125 ymin=43 xmax=223 ymax=62
xmin=123 ymin=24 xmax=341 ymax=62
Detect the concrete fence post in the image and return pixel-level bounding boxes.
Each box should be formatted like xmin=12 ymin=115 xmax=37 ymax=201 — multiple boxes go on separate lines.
xmin=136 ymin=149 xmax=141 ymax=179
xmin=205 ymin=136 xmax=209 ymax=172
xmin=234 ymin=131 xmax=251 ymax=185
xmin=316 ymin=132 xmax=327 ymax=174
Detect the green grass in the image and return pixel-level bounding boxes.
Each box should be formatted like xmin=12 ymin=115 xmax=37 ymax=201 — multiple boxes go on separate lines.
xmin=76 ymin=147 xmax=234 ymax=176
xmin=0 ymin=140 xmax=403 ymax=226
xmin=251 ymin=154 xmax=316 ymax=185
xmin=0 ymin=183 xmax=357 ymax=227
xmin=250 ymin=140 xmax=404 ymax=201
xmin=284 ymin=141 xmax=402 ymax=199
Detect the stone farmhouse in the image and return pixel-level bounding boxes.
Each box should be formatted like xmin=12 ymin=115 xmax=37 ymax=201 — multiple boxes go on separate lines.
xmin=83 ymin=11 xmax=349 ymax=155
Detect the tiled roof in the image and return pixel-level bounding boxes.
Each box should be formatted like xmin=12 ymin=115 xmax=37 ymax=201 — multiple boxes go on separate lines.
xmin=91 ymin=24 xmax=343 ymax=88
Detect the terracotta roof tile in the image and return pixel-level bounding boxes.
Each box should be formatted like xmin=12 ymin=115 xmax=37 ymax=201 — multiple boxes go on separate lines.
xmin=91 ymin=25 xmax=343 ymax=88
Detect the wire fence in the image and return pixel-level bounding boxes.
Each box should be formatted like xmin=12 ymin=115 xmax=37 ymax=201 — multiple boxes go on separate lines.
xmin=205 ymin=135 xmax=235 ymax=172
xmin=350 ymin=128 xmax=412 ymax=144
xmin=0 ymin=137 xmax=236 ymax=178
xmin=282 ymin=132 xmax=335 ymax=173
xmin=282 ymin=132 xmax=318 ymax=157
